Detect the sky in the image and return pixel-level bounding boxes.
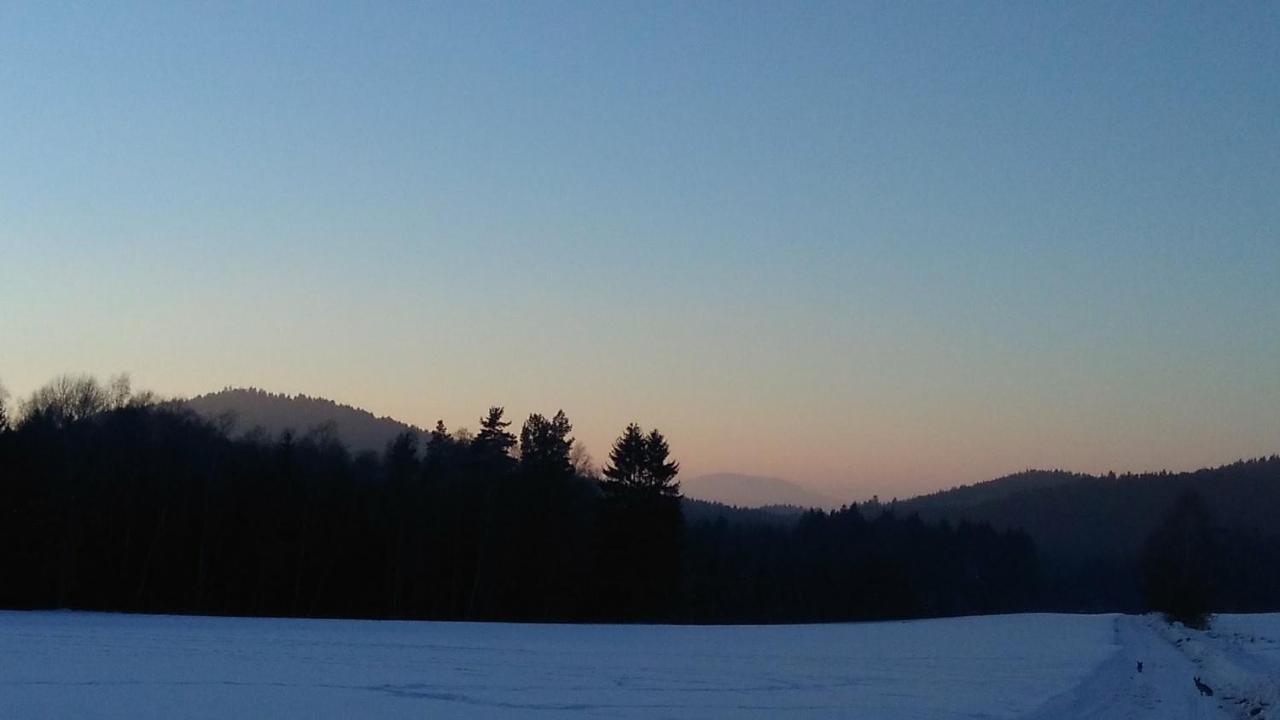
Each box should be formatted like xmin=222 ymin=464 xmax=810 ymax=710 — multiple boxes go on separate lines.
xmin=2 ymin=2 xmax=1278 ymax=500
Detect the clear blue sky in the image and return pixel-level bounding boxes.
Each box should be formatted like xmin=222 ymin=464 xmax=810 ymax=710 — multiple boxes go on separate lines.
xmin=3 ymin=2 xmax=1278 ymax=498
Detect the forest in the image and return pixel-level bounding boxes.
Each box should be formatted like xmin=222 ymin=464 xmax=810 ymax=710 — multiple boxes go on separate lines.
xmin=892 ymin=456 xmax=1280 ymax=619
xmin=0 ymin=375 xmax=1273 ymax=625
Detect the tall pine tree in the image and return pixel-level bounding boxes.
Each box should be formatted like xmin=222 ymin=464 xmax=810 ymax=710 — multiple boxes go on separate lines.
xmin=597 ymin=423 xmax=683 ymax=619
xmin=472 ymin=407 xmax=516 ymax=465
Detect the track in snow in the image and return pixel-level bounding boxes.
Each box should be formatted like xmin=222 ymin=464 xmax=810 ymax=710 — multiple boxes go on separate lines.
xmin=1030 ymin=615 xmax=1280 ymax=720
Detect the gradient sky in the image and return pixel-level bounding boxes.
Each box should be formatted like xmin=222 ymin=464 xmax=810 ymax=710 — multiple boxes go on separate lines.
xmin=3 ymin=2 xmax=1278 ymax=500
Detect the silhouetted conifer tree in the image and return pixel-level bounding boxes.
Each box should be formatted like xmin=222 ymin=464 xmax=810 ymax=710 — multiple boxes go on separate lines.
xmin=598 ymin=423 xmax=683 ymax=619
xmin=601 ymin=423 xmax=646 ymax=491
xmin=643 ymin=429 xmax=680 ymax=496
xmin=473 ymin=407 xmax=516 ymax=461
xmin=428 ymin=420 xmax=452 ymax=453
xmin=602 ymin=424 xmax=680 ymax=496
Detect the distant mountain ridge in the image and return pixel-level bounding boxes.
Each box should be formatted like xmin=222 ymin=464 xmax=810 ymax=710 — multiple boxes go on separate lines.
xmin=890 ymin=458 xmax=1280 ymax=558
xmin=682 ymin=473 xmax=836 ymax=509
xmin=185 ymin=388 xmax=424 ymax=455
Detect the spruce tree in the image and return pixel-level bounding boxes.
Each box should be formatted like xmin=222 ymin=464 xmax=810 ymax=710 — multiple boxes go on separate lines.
xmin=598 ymin=422 xmax=684 ymax=619
xmin=473 ymin=406 xmax=516 ymax=458
xmin=643 ymin=428 xmax=680 ymax=496
xmin=602 ymin=423 xmax=648 ymax=493
xmin=602 ymin=423 xmax=680 ymax=497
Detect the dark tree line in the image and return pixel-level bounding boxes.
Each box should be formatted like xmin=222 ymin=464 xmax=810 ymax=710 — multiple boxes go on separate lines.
xmin=0 ymin=376 xmax=1041 ymax=622
xmin=685 ymin=508 xmax=1039 ymax=622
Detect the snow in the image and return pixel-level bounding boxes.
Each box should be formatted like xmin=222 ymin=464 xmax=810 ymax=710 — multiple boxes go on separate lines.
xmin=1 ymin=610 xmax=1277 ymax=719
xmin=1028 ymin=614 xmax=1280 ymax=720
xmin=1163 ymin=614 xmax=1280 ymax=718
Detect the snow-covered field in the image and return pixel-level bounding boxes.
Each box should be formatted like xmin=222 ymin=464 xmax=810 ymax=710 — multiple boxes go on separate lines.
xmin=0 ymin=611 xmax=1276 ymax=719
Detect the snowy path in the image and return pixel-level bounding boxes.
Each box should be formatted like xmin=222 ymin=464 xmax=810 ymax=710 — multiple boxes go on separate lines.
xmin=1028 ymin=615 xmax=1280 ymax=720
xmin=0 ymin=610 xmax=1276 ymax=719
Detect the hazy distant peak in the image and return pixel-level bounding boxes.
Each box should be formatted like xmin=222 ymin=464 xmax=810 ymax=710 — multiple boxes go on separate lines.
xmin=682 ymin=473 xmax=836 ymax=510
